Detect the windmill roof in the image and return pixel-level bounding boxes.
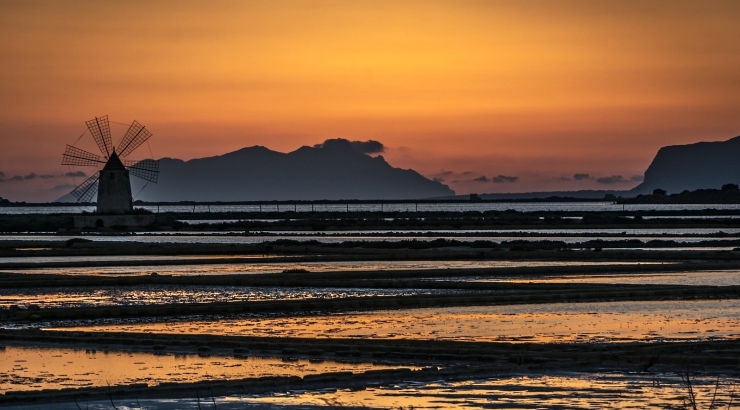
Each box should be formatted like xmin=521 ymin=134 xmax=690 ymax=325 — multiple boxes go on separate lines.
xmin=103 ymin=151 xmax=126 ymax=170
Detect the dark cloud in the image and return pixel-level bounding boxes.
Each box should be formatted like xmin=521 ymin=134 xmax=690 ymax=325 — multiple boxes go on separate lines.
xmin=557 ymin=176 xmax=571 ymax=181
xmin=431 ymin=170 xmax=454 ymax=181
xmin=0 ymin=171 xmax=4 ymax=178
xmin=473 ymin=176 xmax=489 ymax=182
xmin=573 ymin=173 xmax=590 ymax=180
xmin=350 ymin=140 xmax=385 ymax=154
xmin=630 ymin=175 xmax=644 ymax=182
xmin=492 ymin=175 xmax=518 ymax=183
xmin=8 ymin=175 xmax=23 ymax=182
xmin=314 ymin=138 xmax=385 ymax=154
xmin=40 ymin=174 xmax=56 ymax=179
xmin=24 ymin=173 xmax=37 ymax=180
xmin=65 ymin=171 xmax=87 ymax=178
xmin=461 ymin=171 xmax=474 ymax=175
xmin=596 ymin=175 xmax=625 ymax=184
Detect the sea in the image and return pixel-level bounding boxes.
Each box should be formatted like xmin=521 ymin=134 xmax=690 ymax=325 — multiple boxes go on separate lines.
xmin=3 ymin=202 xmax=740 ymax=214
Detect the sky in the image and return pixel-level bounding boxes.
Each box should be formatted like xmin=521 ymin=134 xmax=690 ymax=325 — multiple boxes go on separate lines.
xmin=1 ymin=0 xmax=740 ymax=201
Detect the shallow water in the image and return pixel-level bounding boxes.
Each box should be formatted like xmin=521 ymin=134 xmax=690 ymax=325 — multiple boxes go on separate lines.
xmin=482 ymin=269 xmax=740 ymax=287
xmin=244 ymin=372 xmax=739 ymax=410
xmin=3 ymin=260 xmax=667 ymax=276
xmin=0 ymin=345 xmax=405 ymax=393
xmin=61 ymin=299 xmax=740 ymax=343
xmin=4 ymin=229 xmax=740 ymax=245
xmin=2 ymin=371 xmax=734 ymax=409
xmin=0 ymin=285 xmax=464 ymax=309
xmin=0 ymin=254 xmax=280 ymax=265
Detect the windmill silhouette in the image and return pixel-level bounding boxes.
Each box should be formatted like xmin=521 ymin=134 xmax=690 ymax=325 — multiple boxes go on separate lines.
xmin=62 ymin=115 xmax=159 ymax=214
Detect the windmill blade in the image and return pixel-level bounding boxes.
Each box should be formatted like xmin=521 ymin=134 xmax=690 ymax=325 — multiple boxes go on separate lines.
xmin=85 ymin=115 xmax=113 ymax=158
xmin=124 ymin=159 xmax=159 ymax=183
xmin=70 ymin=173 xmax=99 ymax=202
xmin=117 ymin=120 xmax=153 ymax=158
xmin=62 ymin=145 xmax=106 ymax=167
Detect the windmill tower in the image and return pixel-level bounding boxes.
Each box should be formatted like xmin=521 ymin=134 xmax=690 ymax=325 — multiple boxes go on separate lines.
xmin=62 ymin=115 xmax=159 ymax=214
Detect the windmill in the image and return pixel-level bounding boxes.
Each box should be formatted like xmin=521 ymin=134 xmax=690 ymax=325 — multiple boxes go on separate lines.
xmin=62 ymin=115 xmax=159 ymax=214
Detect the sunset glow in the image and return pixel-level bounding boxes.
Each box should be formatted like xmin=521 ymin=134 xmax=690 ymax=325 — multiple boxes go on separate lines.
xmin=1 ymin=0 xmax=740 ymax=200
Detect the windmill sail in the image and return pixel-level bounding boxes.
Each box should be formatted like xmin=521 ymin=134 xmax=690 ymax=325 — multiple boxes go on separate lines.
xmin=62 ymin=145 xmax=106 ymax=167
xmin=70 ymin=174 xmax=100 ymax=202
xmin=124 ymin=159 xmax=159 ymax=183
xmin=85 ymin=115 xmax=113 ymax=158
xmin=117 ymin=121 xmax=153 ymax=158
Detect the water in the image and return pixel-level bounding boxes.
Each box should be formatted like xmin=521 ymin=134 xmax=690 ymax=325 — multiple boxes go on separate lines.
xmin=63 ymin=299 xmax=740 ymax=343
xmin=241 ymin=372 xmax=738 ymax=410
xmin=3 ymin=230 xmax=740 ymax=245
xmin=0 ymin=345 xmax=407 ymax=393
xmin=7 ymin=202 xmax=740 ymax=214
xmin=0 ymin=254 xmax=279 ymax=265
xmin=3 ymin=260 xmax=665 ymax=276
xmin=0 ymin=285 xmax=466 ymax=309
xmin=3 ymin=371 xmax=736 ymax=409
xmin=461 ymin=269 xmax=740 ymax=287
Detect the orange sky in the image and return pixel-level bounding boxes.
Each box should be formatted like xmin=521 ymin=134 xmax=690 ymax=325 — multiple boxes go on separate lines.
xmin=1 ymin=0 xmax=740 ymax=201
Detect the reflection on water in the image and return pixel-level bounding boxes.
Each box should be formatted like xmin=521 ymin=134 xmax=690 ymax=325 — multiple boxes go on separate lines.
xmin=0 ymin=254 xmax=279 ymax=265
xmin=3 ymin=260 xmax=667 ymax=276
xmin=3 ymin=229 xmax=740 ymax=245
xmin=0 ymin=345 xmax=404 ymax=393
xmin=488 ymin=269 xmax=740 ymax=287
xmin=0 ymin=285 xmax=462 ymax=309
xmin=1 ymin=371 xmax=735 ymax=409
xmin=64 ymin=300 xmax=740 ymax=343
xmin=243 ymin=372 xmax=738 ymax=410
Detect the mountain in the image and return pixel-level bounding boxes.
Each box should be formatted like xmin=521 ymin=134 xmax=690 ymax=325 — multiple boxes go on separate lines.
xmin=631 ymin=136 xmax=740 ymax=195
xmin=60 ymin=139 xmax=454 ymax=202
xmin=434 ymin=190 xmax=629 ymax=200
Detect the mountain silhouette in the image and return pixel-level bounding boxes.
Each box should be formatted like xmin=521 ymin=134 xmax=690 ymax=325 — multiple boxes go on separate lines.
xmin=631 ymin=136 xmax=740 ymax=194
xmin=58 ymin=139 xmax=454 ymax=202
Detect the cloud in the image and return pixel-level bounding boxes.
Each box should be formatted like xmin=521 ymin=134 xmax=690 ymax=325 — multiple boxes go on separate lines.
xmin=430 ymin=170 xmax=454 ymax=181
xmin=24 ymin=173 xmax=37 ymax=180
xmin=40 ymin=174 xmax=56 ymax=179
xmin=350 ymin=140 xmax=385 ymax=154
xmin=573 ymin=173 xmax=590 ymax=180
xmin=473 ymin=176 xmax=489 ymax=182
xmin=492 ymin=175 xmax=518 ymax=183
xmin=8 ymin=175 xmax=23 ymax=182
xmin=314 ymin=138 xmax=385 ymax=154
xmin=630 ymin=175 xmax=644 ymax=182
xmin=461 ymin=171 xmax=474 ymax=175
xmin=65 ymin=171 xmax=87 ymax=178
xmin=596 ymin=175 xmax=625 ymax=184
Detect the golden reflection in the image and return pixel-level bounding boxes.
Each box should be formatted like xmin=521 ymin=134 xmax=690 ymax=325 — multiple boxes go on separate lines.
xmin=0 ymin=346 xmax=408 ymax=393
xmin=61 ymin=299 xmax=740 ymax=343
xmin=242 ymin=373 xmax=738 ymax=409
xmin=6 ymin=260 xmax=668 ymax=276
